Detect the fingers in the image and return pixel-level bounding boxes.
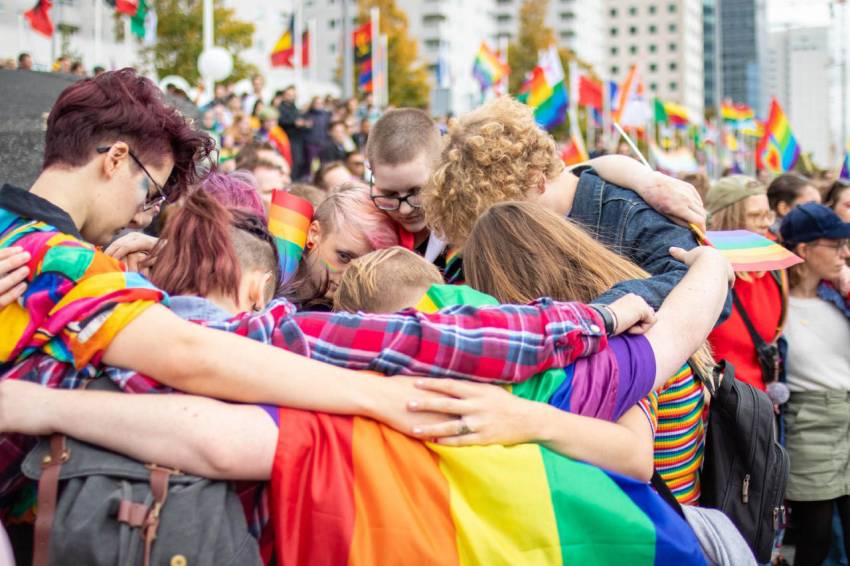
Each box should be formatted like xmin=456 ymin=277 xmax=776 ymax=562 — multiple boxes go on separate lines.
xmin=0 ymin=246 xmax=30 ymax=272
xmin=411 ymin=418 xmax=470 ymax=438
xmin=407 ymin=396 xmax=468 ymax=415
xmin=413 ymin=378 xmax=479 ymax=398
xmin=431 ymin=433 xmax=485 ymax=446
xmin=669 ymin=246 xmax=687 ymax=262
xmin=0 ymin=247 xmax=30 ymax=307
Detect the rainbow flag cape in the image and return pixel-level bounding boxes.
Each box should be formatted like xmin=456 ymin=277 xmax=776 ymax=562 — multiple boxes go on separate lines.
xmin=518 ymin=45 xmax=568 ymax=131
xmin=270 ymin=284 xmax=707 ymax=565
xmin=704 ymin=230 xmax=803 ymax=272
xmin=267 ymin=190 xmax=313 ymax=282
xmin=839 ymin=143 xmax=850 ymax=181
xmin=756 ymin=98 xmax=800 ymax=174
xmin=472 ymin=42 xmax=509 ymax=91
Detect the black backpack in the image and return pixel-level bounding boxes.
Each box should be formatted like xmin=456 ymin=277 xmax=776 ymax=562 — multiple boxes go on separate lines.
xmin=698 ymin=360 xmax=789 ymax=563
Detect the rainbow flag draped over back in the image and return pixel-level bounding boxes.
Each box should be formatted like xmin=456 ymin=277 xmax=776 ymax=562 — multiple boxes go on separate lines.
xmin=518 ymin=45 xmax=568 ymax=131
xmin=757 ymin=98 xmax=800 ymax=174
xmin=267 ymin=190 xmax=313 ymax=282
xmin=472 ymin=42 xmax=509 ymax=91
xmin=269 ymin=284 xmax=707 ymax=565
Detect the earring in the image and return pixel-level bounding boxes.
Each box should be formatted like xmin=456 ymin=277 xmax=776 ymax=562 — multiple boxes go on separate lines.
xmin=306 ymin=241 xmax=315 ymax=250
xmin=252 ymin=303 xmax=260 ymax=312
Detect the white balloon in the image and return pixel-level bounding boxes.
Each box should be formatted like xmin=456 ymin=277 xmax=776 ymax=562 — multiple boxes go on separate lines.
xmin=197 ymin=47 xmax=233 ymax=82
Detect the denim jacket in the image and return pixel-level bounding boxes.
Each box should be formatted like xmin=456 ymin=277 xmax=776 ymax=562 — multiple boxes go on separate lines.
xmin=818 ymin=281 xmax=850 ymax=321
xmin=569 ymin=167 xmax=733 ymax=322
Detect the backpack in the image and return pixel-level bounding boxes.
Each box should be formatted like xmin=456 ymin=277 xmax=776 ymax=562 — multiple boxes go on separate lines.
xmin=21 ymin=379 xmax=262 ymax=566
xmin=697 ymin=360 xmax=789 ymax=564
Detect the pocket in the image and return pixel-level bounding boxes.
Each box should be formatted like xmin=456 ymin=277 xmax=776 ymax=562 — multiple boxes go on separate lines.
xmin=785 ymin=401 xmax=842 ymax=475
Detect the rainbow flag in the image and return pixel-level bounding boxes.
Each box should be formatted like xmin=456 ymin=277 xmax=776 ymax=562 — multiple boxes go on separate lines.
xmin=353 ymin=21 xmax=373 ymax=94
xmin=654 ymin=99 xmax=689 ymax=128
xmin=839 ymin=143 xmax=850 ymax=181
xmin=472 ymin=42 xmax=509 ymax=91
xmin=720 ymin=101 xmax=754 ymax=125
xmin=270 ymin=284 xmax=707 ymax=565
xmin=757 ymin=98 xmax=800 ymax=174
xmin=704 ymin=230 xmax=803 ymax=272
xmin=561 ymin=134 xmax=589 ymax=165
xmin=518 ymin=45 xmax=568 ymax=131
xmin=267 ymin=190 xmax=313 ymax=282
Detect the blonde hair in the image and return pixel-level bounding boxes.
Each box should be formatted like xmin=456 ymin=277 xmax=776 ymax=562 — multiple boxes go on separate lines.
xmin=707 ymin=199 xmax=748 ymax=231
xmin=334 ymin=247 xmax=443 ymax=313
xmin=465 ymin=201 xmax=714 ymax=375
xmin=423 ymin=96 xmax=564 ymax=246
xmin=314 ymin=185 xmax=398 ymax=251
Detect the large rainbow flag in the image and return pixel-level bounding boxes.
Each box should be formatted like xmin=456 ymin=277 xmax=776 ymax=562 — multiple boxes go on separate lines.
xmin=267 ymin=190 xmax=313 ymax=282
xmin=757 ymin=98 xmax=800 ymax=174
xmin=518 ymin=45 xmax=568 ymax=131
xmin=472 ymin=42 xmax=509 ymax=91
xmin=269 ymin=285 xmax=707 ymax=565
xmin=703 ymin=230 xmax=803 ymax=272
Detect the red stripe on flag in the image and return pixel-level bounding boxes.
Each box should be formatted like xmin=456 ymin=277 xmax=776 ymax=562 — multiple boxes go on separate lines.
xmin=271 ymin=190 xmax=314 ymax=220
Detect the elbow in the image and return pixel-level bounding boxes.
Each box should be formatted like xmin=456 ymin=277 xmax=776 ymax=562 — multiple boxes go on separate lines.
xmin=632 ymin=459 xmax=654 ymax=484
xmin=198 ymin=442 xmax=244 ymax=480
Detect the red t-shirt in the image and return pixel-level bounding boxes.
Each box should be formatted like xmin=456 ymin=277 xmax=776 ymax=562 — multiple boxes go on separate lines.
xmin=708 ymin=272 xmax=783 ymax=391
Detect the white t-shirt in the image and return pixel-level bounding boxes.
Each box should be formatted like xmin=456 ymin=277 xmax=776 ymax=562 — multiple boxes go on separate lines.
xmin=784 ymin=296 xmax=850 ymax=392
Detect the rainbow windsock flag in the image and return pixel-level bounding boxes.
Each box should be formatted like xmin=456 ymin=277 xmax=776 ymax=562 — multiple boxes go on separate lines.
xmin=472 ymin=42 xmax=509 ymax=91
xmin=704 ymin=230 xmax=803 ymax=272
xmin=839 ymin=143 xmax=850 ymax=181
xmin=268 ymin=190 xmax=313 ymax=282
xmin=518 ymin=45 xmax=568 ymax=131
xmin=756 ymin=98 xmax=800 ymax=174
xmin=269 ymin=284 xmax=707 ymax=565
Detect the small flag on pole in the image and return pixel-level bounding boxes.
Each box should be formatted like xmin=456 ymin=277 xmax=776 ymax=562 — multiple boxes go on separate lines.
xmin=472 ymin=42 xmax=509 ymax=91
xmin=24 ymin=0 xmax=54 ymax=37
xmin=268 ymin=190 xmax=314 ymax=282
xmin=271 ymin=15 xmax=310 ymax=68
xmin=756 ymin=98 xmax=800 ymax=174
xmin=517 ymin=45 xmax=568 ymax=131
xmin=702 ymin=230 xmax=803 ymax=272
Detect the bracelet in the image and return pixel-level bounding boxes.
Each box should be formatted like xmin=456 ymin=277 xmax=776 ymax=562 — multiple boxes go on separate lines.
xmin=589 ymin=304 xmax=616 ymax=336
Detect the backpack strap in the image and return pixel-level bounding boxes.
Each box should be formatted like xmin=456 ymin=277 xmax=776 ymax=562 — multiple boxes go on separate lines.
xmin=770 ymin=270 xmax=789 ymax=340
xmin=731 ymin=289 xmax=772 ymax=351
xmin=650 ymin=470 xmax=685 ymax=520
xmin=32 ymin=434 xmax=70 ymax=566
xmin=141 ymin=465 xmax=173 ymax=566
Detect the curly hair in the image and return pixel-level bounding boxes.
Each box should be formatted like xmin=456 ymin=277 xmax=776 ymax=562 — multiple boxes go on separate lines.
xmin=423 ymin=96 xmax=564 ymax=246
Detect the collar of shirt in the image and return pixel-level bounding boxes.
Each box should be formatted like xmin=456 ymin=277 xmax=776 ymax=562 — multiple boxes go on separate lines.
xmin=0 ymin=183 xmax=82 ymax=239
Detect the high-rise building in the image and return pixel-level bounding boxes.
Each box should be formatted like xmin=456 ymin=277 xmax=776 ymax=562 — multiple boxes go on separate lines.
xmin=604 ymin=0 xmax=705 ymax=120
xmin=491 ymin=0 xmax=607 ymax=72
xmin=765 ymin=24 xmax=843 ymax=167
xmin=717 ymin=0 xmax=768 ymax=113
xmin=703 ymin=0 xmax=722 ymax=113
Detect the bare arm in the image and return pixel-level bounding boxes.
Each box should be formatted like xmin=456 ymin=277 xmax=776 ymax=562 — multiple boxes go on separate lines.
xmin=407 ymin=379 xmax=655 ymax=481
xmin=0 ymin=380 xmax=276 ymax=480
xmin=646 ymin=246 xmax=732 ymax=387
xmin=102 ymin=305 xmax=451 ymax=434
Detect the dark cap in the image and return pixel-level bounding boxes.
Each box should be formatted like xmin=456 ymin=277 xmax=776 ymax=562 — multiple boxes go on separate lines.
xmin=780 ymin=202 xmax=850 ymax=246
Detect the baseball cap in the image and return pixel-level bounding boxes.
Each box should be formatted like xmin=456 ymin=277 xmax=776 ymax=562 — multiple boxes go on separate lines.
xmin=780 ymin=202 xmax=850 ymax=247
xmin=704 ymin=175 xmax=766 ymax=215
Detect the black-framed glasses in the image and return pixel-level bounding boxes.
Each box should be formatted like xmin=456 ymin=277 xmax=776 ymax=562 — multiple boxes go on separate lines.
xmin=368 ymin=174 xmax=422 ymax=211
xmin=96 ymin=146 xmax=168 ymax=211
xmin=811 ymin=239 xmax=850 ymax=253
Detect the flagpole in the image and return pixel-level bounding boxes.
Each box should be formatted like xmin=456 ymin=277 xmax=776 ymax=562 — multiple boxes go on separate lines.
xmin=380 ymin=33 xmax=389 ymax=109
xmin=202 ymin=0 xmax=213 ymax=98
xmin=498 ymin=36 xmax=509 ymax=95
xmin=370 ymin=7 xmax=380 ymax=107
xmin=602 ymin=79 xmax=611 ymax=151
xmin=342 ymin=0 xmax=353 ymax=98
xmin=614 ymin=122 xmax=651 ymax=168
xmin=308 ymin=18 xmax=317 ymax=83
xmin=294 ymin=0 xmax=303 ymax=94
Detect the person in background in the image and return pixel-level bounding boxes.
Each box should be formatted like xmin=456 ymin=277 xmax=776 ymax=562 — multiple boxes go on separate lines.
xmin=320 ymin=120 xmax=351 ymax=165
xmin=825 ymin=181 xmax=850 ymax=223
xmin=779 ymin=203 xmax=850 ymax=566
xmin=345 ymin=151 xmax=367 ymax=181
xmin=255 ymin=108 xmax=292 ymax=167
xmin=242 ymin=74 xmax=266 ymax=114
xmin=705 ymin=176 xmax=787 ymax=394
xmin=69 ymin=61 xmax=86 ymax=77
xmin=313 ymin=161 xmax=353 ymax=193
xmin=767 ymin=173 xmax=822 ymax=239
xmin=17 ymin=53 xmax=32 ymax=71
xmin=249 ymin=100 xmax=265 ymax=130
xmin=235 ymin=142 xmax=292 ymax=210
xmin=53 ymin=56 xmax=71 ymax=74
xmin=681 ymin=172 xmax=710 ymax=204
xmin=304 ymin=96 xmax=332 ymax=172
xmin=353 ymin=116 xmax=371 ymax=150
xmin=277 ymin=86 xmax=310 ymax=180
xmin=92 ymin=65 xmax=106 ymax=77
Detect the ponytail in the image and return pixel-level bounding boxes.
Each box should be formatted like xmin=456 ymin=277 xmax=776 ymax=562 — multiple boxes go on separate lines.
xmin=149 ymin=188 xmax=243 ymax=300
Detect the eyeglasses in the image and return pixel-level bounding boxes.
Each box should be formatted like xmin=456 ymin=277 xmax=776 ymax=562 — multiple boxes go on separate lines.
xmin=368 ymin=175 xmax=422 ymax=211
xmin=97 ymin=146 xmax=168 ymax=211
xmin=745 ymin=210 xmax=776 ymax=223
xmin=811 ymin=239 xmax=850 ymax=253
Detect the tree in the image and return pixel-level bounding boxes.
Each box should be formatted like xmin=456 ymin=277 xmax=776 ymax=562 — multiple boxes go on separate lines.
xmin=507 ymin=0 xmax=554 ymax=95
xmin=142 ymin=0 xmax=256 ymax=85
xmin=357 ymin=0 xmax=430 ymax=108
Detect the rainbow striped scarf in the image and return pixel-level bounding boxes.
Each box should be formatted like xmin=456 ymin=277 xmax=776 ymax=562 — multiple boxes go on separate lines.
xmin=269 ymin=285 xmax=706 ymax=564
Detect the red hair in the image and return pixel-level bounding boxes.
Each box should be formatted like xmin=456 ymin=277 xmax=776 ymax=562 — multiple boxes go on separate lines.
xmin=44 ymin=68 xmax=215 ymax=198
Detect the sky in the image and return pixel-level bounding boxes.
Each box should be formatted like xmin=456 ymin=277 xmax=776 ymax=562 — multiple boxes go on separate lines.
xmin=768 ymin=0 xmax=840 ymax=27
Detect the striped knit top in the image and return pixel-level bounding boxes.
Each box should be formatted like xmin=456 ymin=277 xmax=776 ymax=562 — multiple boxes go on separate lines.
xmin=639 ymin=364 xmax=707 ymax=505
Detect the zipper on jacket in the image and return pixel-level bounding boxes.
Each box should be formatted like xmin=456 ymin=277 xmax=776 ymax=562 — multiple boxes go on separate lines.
xmin=742 ymin=473 xmax=750 ymax=503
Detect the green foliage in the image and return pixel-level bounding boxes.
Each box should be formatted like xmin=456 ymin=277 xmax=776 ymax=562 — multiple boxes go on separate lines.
xmin=507 ymin=0 xmax=554 ymax=95
xmin=357 ymin=0 xmax=430 ymax=108
xmin=142 ymin=0 xmax=256 ymax=85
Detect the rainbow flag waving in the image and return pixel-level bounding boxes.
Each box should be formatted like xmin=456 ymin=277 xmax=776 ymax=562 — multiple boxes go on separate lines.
xmin=518 ymin=45 xmax=568 ymax=131
xmin=472 ymin=42 xmax=509 ymax=91
xmin=269 ymin=284 xmax=707 ymax=565
xmin=267 ymin=190 xmax=313 ymax=282
xmin=757 ymin=98 xmax=800 ymax=174
xmin=839 ymin=142 xmax=850 ymax=181
xmin=704 ymin=230 xmax=803 ymax=272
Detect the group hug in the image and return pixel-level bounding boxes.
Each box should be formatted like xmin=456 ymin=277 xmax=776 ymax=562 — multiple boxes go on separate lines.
xmin=0 ymin=68 xmax=849 ymax=566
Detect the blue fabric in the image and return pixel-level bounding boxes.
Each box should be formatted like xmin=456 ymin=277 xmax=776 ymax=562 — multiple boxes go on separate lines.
xmin=568 ymin=167 xmax=733 ymax=323
xmin=818 ymin=282 xmax=850 ymax=321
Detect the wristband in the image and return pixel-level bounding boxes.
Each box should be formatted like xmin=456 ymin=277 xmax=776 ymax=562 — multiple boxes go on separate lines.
xmin=589 ymin=304 xmax=616 ymax=336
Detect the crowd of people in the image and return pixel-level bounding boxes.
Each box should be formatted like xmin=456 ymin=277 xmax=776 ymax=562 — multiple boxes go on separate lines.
xmin=0 ymin=67 xmax=848 ymax=566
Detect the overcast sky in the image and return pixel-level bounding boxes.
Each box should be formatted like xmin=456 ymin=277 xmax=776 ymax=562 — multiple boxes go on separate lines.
xmin=768 ymin=0 xmax=842 ymax=27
